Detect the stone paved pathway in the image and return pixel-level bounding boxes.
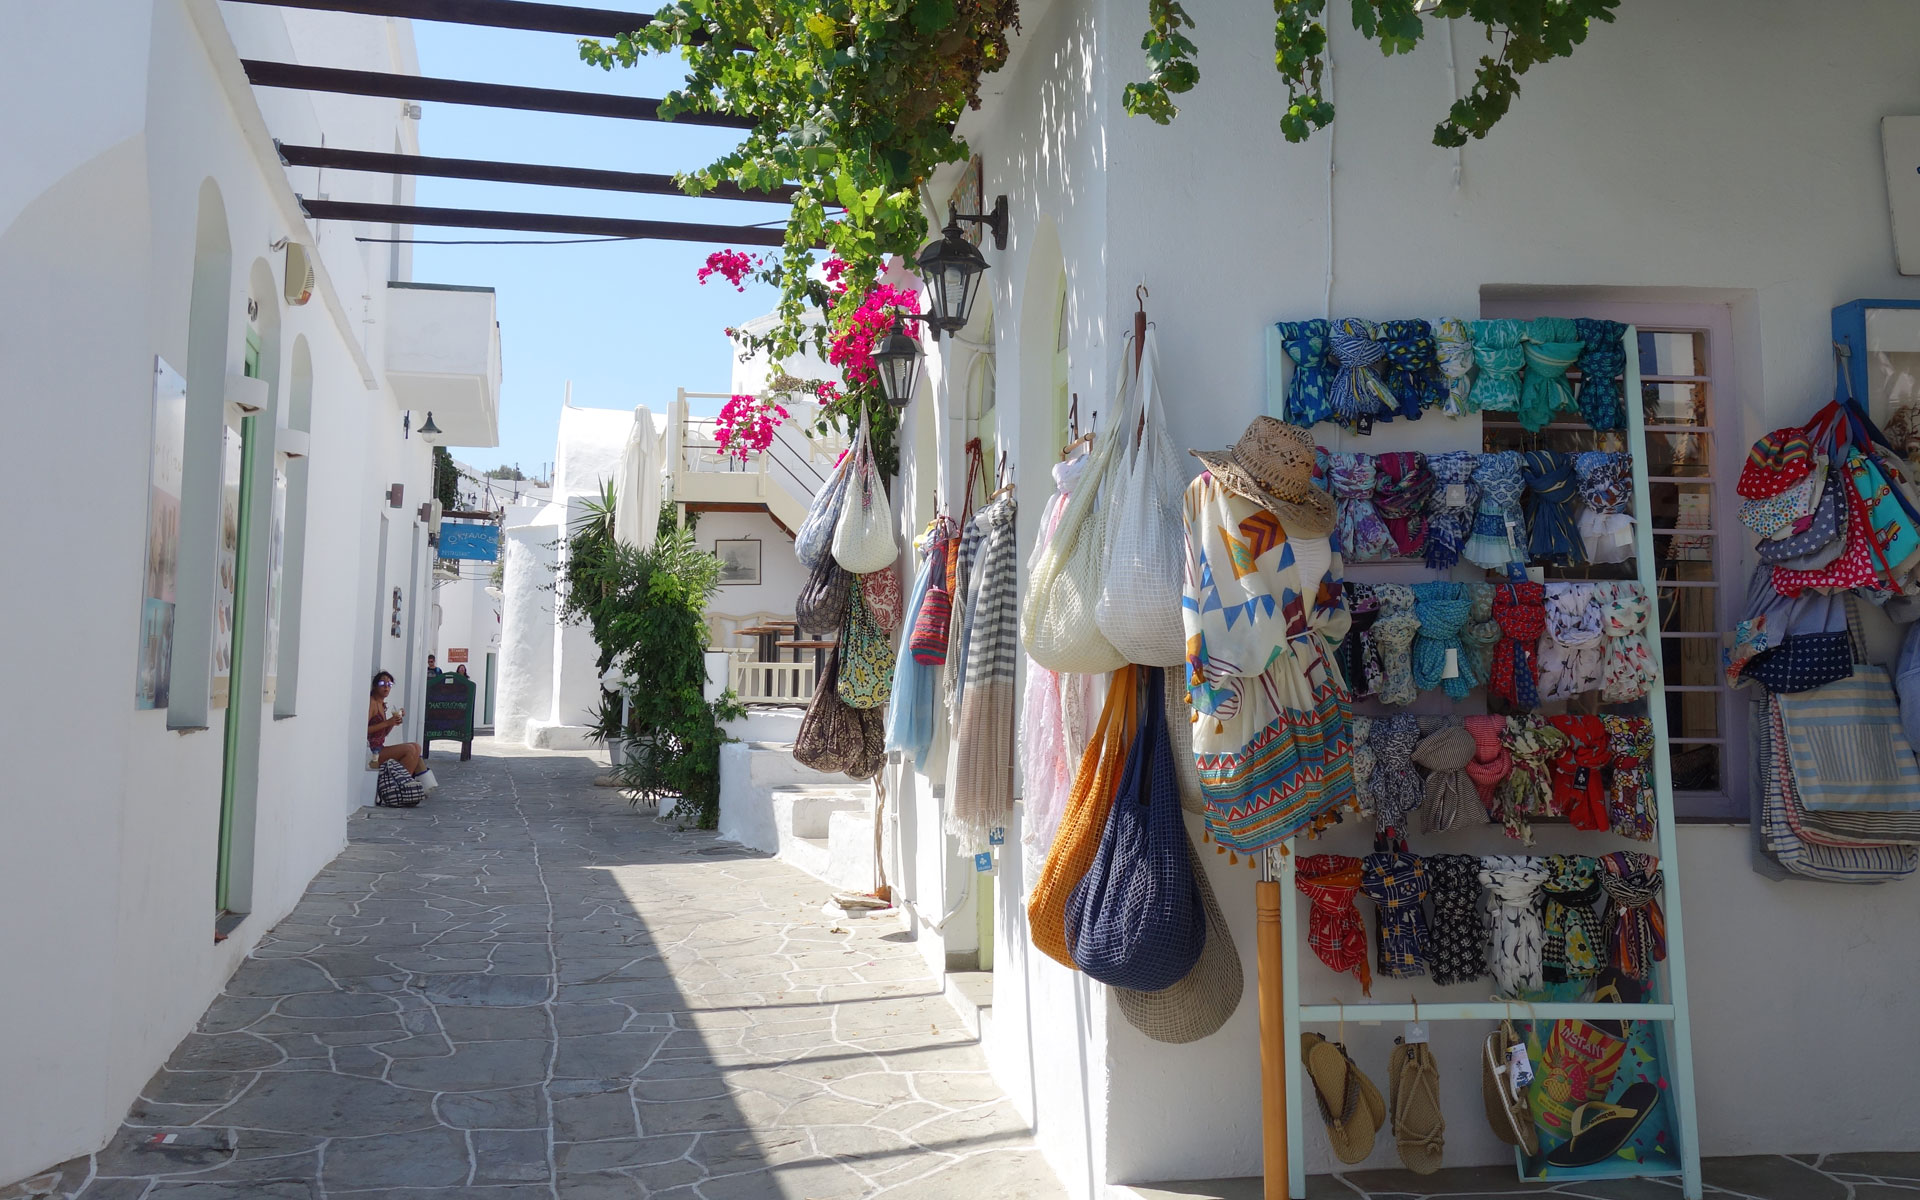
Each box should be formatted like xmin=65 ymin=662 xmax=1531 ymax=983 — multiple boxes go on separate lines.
xmin=11 ymin=741 xmax=1065 ymax=1200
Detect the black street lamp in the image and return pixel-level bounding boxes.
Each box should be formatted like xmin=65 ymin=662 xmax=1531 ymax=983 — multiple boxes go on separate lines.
xmin=872 ymin=324 xmax=925 ymax=408
xmin=915 ymin=195 xmax=1006 ymax=335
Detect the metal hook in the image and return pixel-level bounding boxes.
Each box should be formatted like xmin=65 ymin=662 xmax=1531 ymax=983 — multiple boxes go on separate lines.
xmin=1136 ymin=283 xmax=1150 ymax=311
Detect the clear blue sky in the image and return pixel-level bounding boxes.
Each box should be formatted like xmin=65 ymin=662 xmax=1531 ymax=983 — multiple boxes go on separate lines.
xmin=408 ymin=13 xmax=783 ymax=476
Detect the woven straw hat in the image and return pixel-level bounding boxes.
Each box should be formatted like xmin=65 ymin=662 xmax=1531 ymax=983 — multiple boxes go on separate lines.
xmin=1191 ymin=417 xmax=1337 ymax=537
xmin=1113 ymin=831 xmax=1243 ymax=1043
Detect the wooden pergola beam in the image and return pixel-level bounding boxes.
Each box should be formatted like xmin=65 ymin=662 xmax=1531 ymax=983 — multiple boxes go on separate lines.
xmin=299 ymin=198 xmax=797 ymax=246
xmin=275 ymin=143 xmax=797 ymax=204
xmin=222 ymin=0 xmax=657 ymax=39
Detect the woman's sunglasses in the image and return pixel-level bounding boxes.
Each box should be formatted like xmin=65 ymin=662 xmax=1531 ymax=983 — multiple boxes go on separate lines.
xmin=377 ymin=681 xmax=393 ymax=689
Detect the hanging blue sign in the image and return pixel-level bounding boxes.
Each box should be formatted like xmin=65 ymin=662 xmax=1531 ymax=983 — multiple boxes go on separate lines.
xmin=439 ymin=522 xmax=499 ymax=561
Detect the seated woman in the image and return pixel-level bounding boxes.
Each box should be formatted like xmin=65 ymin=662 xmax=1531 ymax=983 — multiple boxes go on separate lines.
xmin=368 ymin=671 xmax=436 ymax=788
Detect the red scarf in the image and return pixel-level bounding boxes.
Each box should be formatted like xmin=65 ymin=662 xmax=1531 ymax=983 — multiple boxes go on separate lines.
xmin=1548 ymin=715 xmax=1612 ymax=831
xmin=1295 ymin=854 xmax=1372 ymax=996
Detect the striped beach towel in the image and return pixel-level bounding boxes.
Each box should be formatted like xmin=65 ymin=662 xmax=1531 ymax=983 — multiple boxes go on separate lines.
xmin=1777 ymin=665 xmax=1920 ymax=812
xmin=1758 ymin=697 xmax=1916 ymax=883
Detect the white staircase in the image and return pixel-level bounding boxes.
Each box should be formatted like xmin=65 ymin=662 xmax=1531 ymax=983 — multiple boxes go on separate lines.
xmin=716 ymin=739 xmax=887 ymax=894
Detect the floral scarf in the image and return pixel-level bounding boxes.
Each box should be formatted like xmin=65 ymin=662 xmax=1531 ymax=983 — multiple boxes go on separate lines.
xmin=1330 ymin=452 xmax=1393 ymax=561
xmin=1435 ymin=318 xmax=1475 ymax=415
xmin=1373 ymin=451 xmax=1434 ymax=557
xmin=1469 ymin=319 xmax=1526 ymax=414
xmin=1425 ymin=450 xmax=1479 ymax=569
xmin=1574 ymin=318 xmax=1629 ymax=431
xmin=1277 ymin=319 xmax=1337 ymax=428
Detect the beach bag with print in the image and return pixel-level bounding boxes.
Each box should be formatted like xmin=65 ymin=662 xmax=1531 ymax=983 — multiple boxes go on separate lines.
xmin=795 ymin=445 xmax=853 ymax=570
xmin=796 ymin=554 xmax=853 ymax=633
xmin=836 ymin=587 xmax=896 ymax=711
xmin=795 ymin=648 xmax=867 ymax=775
xmin=1022 ymin=342 xmax=1142 ymax=674
xmin=1064 ymin=667 xmax=1206 ymax=990
xmin=374 ymin=760 xmax=425 ymax=808
xmin=1095 ymin=329 xmax=1191 ymax=667
xmin=832 ymin=406 xmax=899 ymax=574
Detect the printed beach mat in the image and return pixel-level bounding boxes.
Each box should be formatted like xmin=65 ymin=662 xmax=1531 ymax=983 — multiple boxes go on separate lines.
xmin=1514 ymin=977 xmax=1681 ymax=1181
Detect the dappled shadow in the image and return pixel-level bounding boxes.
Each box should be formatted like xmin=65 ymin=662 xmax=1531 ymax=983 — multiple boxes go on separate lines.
xmin=23 ymin=740 xmax=1063 ymax=1199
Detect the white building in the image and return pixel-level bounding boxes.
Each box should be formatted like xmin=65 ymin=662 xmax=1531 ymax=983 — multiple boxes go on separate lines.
xmin=0 ymin=3 xmax=499 ymax=1185
xmin=868 ymin=2 xmax=1920 ymax=1195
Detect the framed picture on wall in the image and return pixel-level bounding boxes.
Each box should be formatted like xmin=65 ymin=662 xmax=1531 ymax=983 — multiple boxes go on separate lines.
xmin=714 ymin=538 xmax=762 ymax=585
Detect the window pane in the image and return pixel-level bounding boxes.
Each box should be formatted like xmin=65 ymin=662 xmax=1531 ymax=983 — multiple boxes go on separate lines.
xmin=1638 ymin=331 xmax=1708 ymax=378
xmin=1671 ymin=742 xmax=1724 ymax=792
xmin=1658 ymin=586 xmax=1719 ymax=632
xmin=1645 ymin=431 xmax=1712 ymax=477
xmin=1642 ymin=382 xmax=1710 ymax=426
xmin=1665 ymin=689 xmax=1721 ymax=741
xmin=1662 ymin=639 xmax=1723 ymax=686
xmin=1482 ymin=425 xmax=1630 ymax=455
xmin=1652 ymin=531 xmax=1717 ymax=567
xmin=1649 ymin=481 xmax=1714 ymax=531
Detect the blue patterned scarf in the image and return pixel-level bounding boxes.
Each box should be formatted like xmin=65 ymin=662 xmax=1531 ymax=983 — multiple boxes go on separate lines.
xmin=1520 ymin=450 xmax=1584 ymax=567
xmin=1470 ymin=320 xmax=1526 ymax=414
xmin=1328 ymin=318 xmax=1398 ymax=429
xmin=1379 ymin=319 xmax=1442 ymax=420
xmin=1425 ymin=450 xmax=1478 ymax=569
xmin=1465 ymin=451 xmax=1526 ymax=569
xmin=1277 ymin=319 xmax=1336 ymax=427
xmin=1575 ymin=318 xmax=1629 ymax=431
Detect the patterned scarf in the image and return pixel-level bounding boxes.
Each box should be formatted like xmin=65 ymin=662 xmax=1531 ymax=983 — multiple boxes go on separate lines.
xmin=1464 ymin=715 xmax=1510 ymax=819
xmin=1425 ymin=450 xmax=1479 ymax=569
xmin=1350 ymin=716 xmax=1376 ymax=821
xmin=1537 ymin=582 xmax=1605 ymax=701
xmin=1277 ymin=319 xmax=1337 ymax=427
xmin=1369 ymin=714 xmax=1424 ymax=834
xmin=1520 ymin=450 xmax=1584 ymax=567
xmin=1378 ymin=319 xmax=1443 ymax=419
xmin=946 ymin=508 xmax=988 ymax=721
xmin=1490 ymin=582 xmax=1547 ymax=710
xmin=1547 ymin=715 xmax=1613 ymax=832
xmin=1410 ymin=581 xmax=1474 ymax=699
xmin=1361 ymin=849 xmax=1430 ymax=980
xmin=1601 ymin=583 xmax=1658 ymax=703
xmin=1495 ymin=715 xmax=1569 ymax=844
xmin=1373 ymin=451 xmax=1434 ymax=556
xmin=1479 ymin=855 xmax=1549 ymax=996
xmin=1435 ymin=318 xmax=1475 ymax=415
xmin=1371 ymin=596 xmax=1420 ymax=708
xmin=1599 ymin=851 xmax=1666 ymax=982
xmin=1327 ymin=318 xmax=1398 ymax=429
xmin=1414 ymin=723 xmax=1477 ymax=835
xmin=1339 ymin=583 xmax=1382 ymax=699
xmin=1464 ymin=451 xmax=1526 ymax=570
xmin=1424 ymin=853 xmax=1488 ymax=986
xmin=1602 ymin=715 xmax=1656 ymax=842
xmin=1518 ymin=317 xmax=1583 ymax=432
xmin=1330 ymin=452 xmax=1393 ymax=561
xmin=1575 ymin=318 xmax=1629 ymax=431
xmin=951 ymin=497 xmax=1022 ymax=845
xmin=1574 ymin=451 xmax=1635 ymax=565
xmin=1469 ymin=319 xmax=1526 ymax=414
xmin=1462 ymin=583 xmax=1501 ymax=687
xmin=1296 ymin=854 xmax=1372 ymax=995
xmin=1540 ymin=854 xmax=1606 ymax=983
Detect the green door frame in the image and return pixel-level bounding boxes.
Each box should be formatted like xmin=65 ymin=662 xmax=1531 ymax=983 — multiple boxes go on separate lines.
xmin=216 ymin=332 xmax=263 ymax=913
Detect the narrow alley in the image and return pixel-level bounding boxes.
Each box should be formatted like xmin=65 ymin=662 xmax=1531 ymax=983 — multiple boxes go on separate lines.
xmin=21 ymin=744 xmax=1063 ymax=1199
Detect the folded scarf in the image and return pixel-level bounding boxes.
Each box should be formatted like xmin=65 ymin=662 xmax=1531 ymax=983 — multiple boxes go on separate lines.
xmin=1372 ymin=589 xmax=1421 ymax=708
xmin=1378 ymin=319 xmax=1442 ymax=419
xmin=1601 ymin=583 xmax=1658 ymax=703
xmin=1328 ymin=318 xmax=1398 ymax=429
xmin=1537 ymin=582 xmax=1605 ymax=701
xmin=1370 ymin=713 xmax=1424 ymax=834
xmin=1425 ymin=853 xmax=1488 ymax=986
xmin=1464 ymin=451 xmax=1526 ymax=569
xmin=887 ymin=534 xmax=944 ymax=770
xmin=1373 ymin=451 xmax=1434 ymax=556
xmin=1548 ymin=714 xmax=1613 ymax=831
xmin=1520 ymin=450 xmax=1584 ymax=567
xmin=1479 ymin=855 xmax=1549 ymax=995
xmin=1361 ymin=849 xmax=1430 ymax=980
xmin=1541 ymin=854 xmax=1606 ymax=983
xmin=1464 ymin=715 xmax=1510 ymax=819
xmin=1574 ymin=450 xmax=1635 ymax=565
xmin=1469 ymin=319 xmax=1526 ymax=414
xmin=1435 ymin=318 xmax=1475 ymax=415
xmin=1461 ymin=583 xmax=1501 ymax=686
xmin=1276 ymin=319 xmax=1337 ymax=427
xmin=1519 ymin=317 xmax=1583 ymax=432
xmin=1602 ymin=715 xmax=1656 ymax=842
xmin=1411 ymin=581 xmax=1474 ymax=700
xmin=1296 ymin=853 xmax=1373 ymax=994
xmin=1495 ymin=714 xmax=1569 ymax=844
xmin=1575 ymin=318 xmax=1629 ymax=431
xmin=951 ymin=497 xmax=1021 ymax=845
xmin=1425 ymin=450 xmax=1479 ymax=569
xmin=1350 ymin=715 xmax=1376 ymax=821
xmin=1414 ymin=723 xmax=1477 ymax=834
xmin=1330 ymin=452 xmax=1393 ymax=561
xmin=1490 ymin=582 xmax=1547 ymax=710
xmin=1599 ymin=851 xmax=1666 ymax=981
xmin=1339 ymin=583 xmax=1382 ymax=699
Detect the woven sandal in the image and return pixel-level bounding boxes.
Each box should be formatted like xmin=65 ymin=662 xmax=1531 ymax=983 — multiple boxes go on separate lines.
xmin=1546 ymin=1081 xmax=1660 ymax=1167
xmin=1481 ymin=1020 xmax=1539 ymax=1154
xmin=1301 ymin=1032 xmax=1381 ymax=1164
xmin=1389 ymin=1039 xmax=1446 ymax=1175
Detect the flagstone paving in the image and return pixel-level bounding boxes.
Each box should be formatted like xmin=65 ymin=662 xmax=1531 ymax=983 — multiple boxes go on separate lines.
xmin=8 ymin=740 xmax=1064 ymax=1200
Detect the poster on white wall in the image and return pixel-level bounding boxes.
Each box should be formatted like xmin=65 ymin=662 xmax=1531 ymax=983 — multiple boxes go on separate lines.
xmin=135 ymin=357 xmax=187 ymax=709
xmin=209 ymin=421 xmax=243 ymax=710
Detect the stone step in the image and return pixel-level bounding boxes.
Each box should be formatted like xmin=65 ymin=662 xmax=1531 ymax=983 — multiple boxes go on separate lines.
xmin=824 ymin=806 xmax=880 ymax=893
xmin=721 ymin=708 xmax=805 ymax=744
xmin=716 ymin=742 xmax=865 ymax=853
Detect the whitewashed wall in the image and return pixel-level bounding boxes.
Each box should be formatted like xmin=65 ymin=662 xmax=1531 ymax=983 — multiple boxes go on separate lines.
xmin=700 ymin=510 xmax=806 ymax=624
xmin=909 ymin=0 xmax=1920 ymax=1192
xmin=0 ymin=2 xmax=436 ymax=1184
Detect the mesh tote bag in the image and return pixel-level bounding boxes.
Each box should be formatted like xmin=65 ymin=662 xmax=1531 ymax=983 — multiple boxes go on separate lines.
xmin=832 ymin=406 xmax=899 ymax=574
xmin=1064 ymin=667 xmax=1206 ymax=991
xmin=1021 ymin=341 xmax=1142 ymax=674
xmin=795 ymin=444 xmax=853 ymax=570
xmin=1112 ymin=832 xmax=1243 ymax=1044
xmin=1095 ymin=329 xmax=1190 ymax=667
xmin=1028 ymin=665 xmax=1141 ymax=968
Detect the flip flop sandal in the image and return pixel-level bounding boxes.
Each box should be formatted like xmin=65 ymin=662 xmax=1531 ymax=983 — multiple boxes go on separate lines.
xmin=1301 ymin=1032 xmax=1380 ymax=1164
xmin=1545 ymin=1081 xmax=1661 ymax=1167
xmin=1481 ymin=1021 xmax=1539 ymax=1155
xmin=1389 ymin=1040 xmax=1446 ymax=1175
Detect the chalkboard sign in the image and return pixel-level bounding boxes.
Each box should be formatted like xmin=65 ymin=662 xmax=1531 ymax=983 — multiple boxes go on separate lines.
xmin=423 ymin=674 xmax=476 ymax=761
